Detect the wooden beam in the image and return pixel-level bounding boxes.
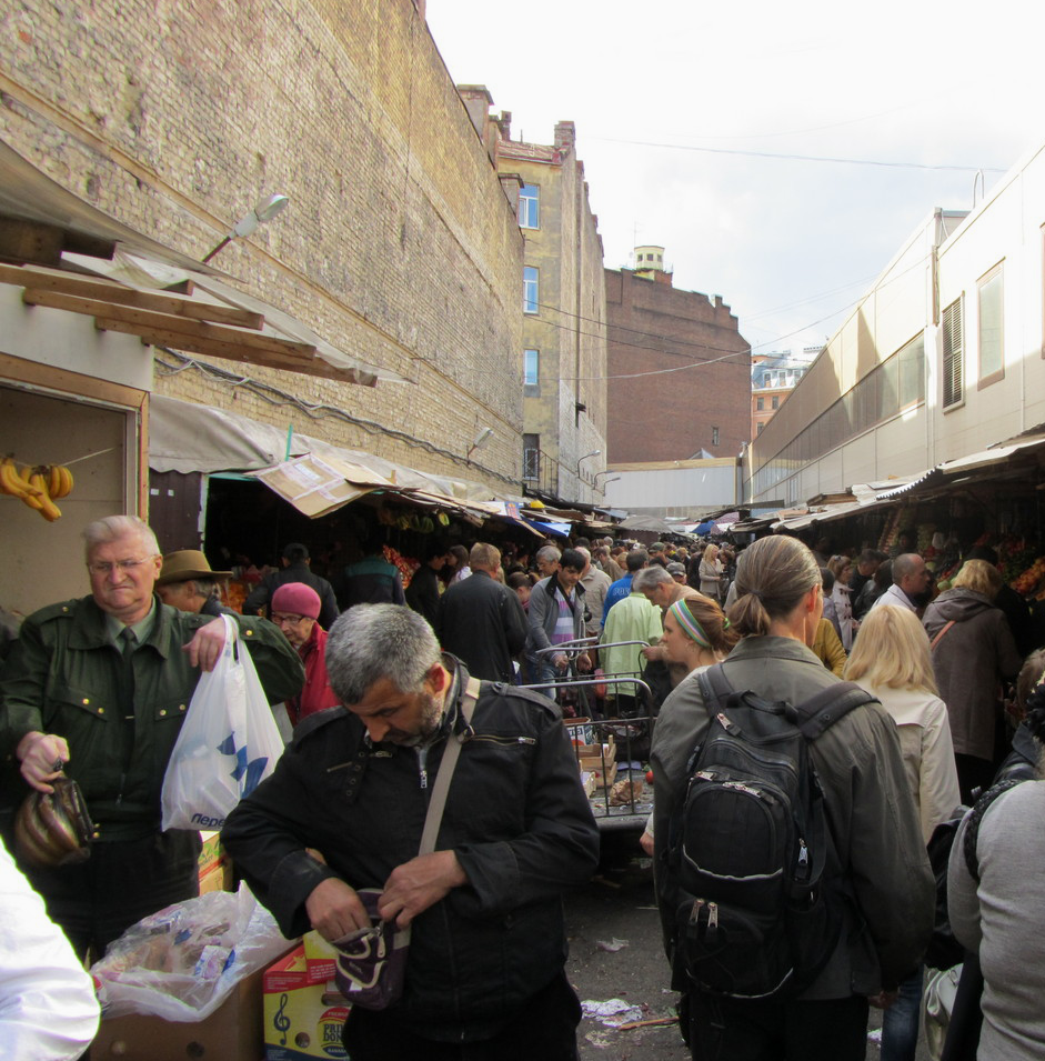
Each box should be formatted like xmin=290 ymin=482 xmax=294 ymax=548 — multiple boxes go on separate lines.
xmin=21 ymin=289 xmax=314 ymax=358
xmin=2 ymin=263 xmax=264 ymax=328
xmin=94 ymin=318 xmax=372 ymax=386
xmin=0 ymin=350 xmax=147 ymax=409
xmin=0 ymin=215 xmax=113 ymax=266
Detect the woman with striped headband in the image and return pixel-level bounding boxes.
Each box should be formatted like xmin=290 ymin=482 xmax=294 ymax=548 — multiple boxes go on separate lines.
xmin=659 ymin=595 xmax=738 ymax=675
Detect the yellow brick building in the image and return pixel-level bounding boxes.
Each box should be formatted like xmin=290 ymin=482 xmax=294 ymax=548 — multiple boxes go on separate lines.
xmin=0 ymin=0 xmax=526 ymax=491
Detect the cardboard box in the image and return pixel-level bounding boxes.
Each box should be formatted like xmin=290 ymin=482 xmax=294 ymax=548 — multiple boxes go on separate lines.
xmin=303 ymin=930 xmax=337 ymax=985
xmin=92 ymin=964 xmax=269 ymax=1061
xmin=263 ymin=944 xmax=350 ymax=1060
xmin=575 ymin=737 xmax=615 ymax=764
xmin=198 ymin=830 xmax=232 ymax=894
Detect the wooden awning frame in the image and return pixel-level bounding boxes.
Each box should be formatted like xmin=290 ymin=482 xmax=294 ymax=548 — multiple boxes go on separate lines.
xmin=0 ymin=261 xmax=376 ymax=386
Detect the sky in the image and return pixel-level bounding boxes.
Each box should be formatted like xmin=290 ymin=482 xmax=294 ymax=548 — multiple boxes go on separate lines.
xmin=425 ymin=0 xmax=1045 ymax=363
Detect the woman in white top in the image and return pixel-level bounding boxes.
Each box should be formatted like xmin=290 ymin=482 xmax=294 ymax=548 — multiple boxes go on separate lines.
xmin=829 ymin=555 xmax=857 ymax=651
xmin=844 ymin=604 xmax=961 ymax=1061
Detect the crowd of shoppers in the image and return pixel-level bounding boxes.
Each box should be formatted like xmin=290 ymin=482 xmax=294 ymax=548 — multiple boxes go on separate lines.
xmin=3 ymin=514 xmax=1045 ymax=1060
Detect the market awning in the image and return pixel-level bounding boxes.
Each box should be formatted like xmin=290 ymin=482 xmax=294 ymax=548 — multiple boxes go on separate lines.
xmin=148 ymin=395 xmax=530 ymax=521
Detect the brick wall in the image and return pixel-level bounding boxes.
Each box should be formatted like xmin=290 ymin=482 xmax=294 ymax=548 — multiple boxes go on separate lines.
xmin=605 ymin=268 xmax=751 ymax=463
xmin=0 ymin=0 xmax=525 ymax=489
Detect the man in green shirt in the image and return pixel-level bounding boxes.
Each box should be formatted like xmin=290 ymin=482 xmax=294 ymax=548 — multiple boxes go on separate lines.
xmin=0 ymin=515 xmax=304 ymax=959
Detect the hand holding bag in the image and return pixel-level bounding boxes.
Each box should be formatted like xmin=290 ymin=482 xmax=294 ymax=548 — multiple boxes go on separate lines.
xmin=332 ymin=677 xmax=480 ymax=1010
xmin=161 ymin=614 xmax=285 ymax=831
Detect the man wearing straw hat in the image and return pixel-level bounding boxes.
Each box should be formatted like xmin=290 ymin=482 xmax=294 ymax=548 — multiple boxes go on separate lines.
xmin=156 ymin=549 xmax=235 ymax=617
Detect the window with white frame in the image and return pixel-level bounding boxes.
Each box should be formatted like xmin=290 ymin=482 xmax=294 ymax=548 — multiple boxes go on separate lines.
xmin=519 ymin=184 xmax=539 ymax=229
xmin=523 ymin=348 xmax=539 ymax=386
xmin=712 ymin=426 xmax=720 ymax=447
xmin=522 ymin=434 xmax=540 ymax=480
xmin=978 ymin=263 xmax=1004 ymax=384
xmin=523 ymin=267 xmax=539 ymax=314
xmin=942 ymin=296 xmax=964 ymax=408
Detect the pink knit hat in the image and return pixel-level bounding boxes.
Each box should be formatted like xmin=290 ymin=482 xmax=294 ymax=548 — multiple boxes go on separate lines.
xmin=271 ymin=582 xmax=322 ymax=620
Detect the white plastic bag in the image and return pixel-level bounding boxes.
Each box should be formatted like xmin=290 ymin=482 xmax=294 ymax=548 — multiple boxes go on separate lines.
xmin=161 ymin=614 xmax=285 ymax=831
xmin=91 ymin=884 xmax=293 ymax=1021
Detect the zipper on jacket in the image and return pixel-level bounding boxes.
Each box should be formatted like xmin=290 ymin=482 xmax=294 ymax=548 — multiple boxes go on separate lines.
xmin=467 ymin=734 xmax=536 ymax=747
xmin=417 ymin=746 xmax=429 ymax=790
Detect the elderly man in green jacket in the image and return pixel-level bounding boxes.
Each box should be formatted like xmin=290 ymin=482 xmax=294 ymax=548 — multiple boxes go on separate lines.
xmin=0 ymin=515 xmax=304 ymax=960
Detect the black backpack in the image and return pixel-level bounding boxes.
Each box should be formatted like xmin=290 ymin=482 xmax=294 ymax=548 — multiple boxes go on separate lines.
xmin=670 ymin=664 xmax=875 ymax=1000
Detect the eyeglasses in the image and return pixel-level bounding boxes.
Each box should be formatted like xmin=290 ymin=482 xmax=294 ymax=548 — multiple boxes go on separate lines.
xmin=87 ymin=558 xmax=155 ymax=575
xmin=271 ymin=613 xmax=308 ymax=625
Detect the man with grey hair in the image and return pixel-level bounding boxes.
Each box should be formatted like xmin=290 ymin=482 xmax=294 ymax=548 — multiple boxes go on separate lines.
xmin=534 ymin=544 xmax=562 ymax=581
xmin=222 ymin=603 xmax=599 ymax=1059
xmin=0 ymin=514 xmax=304 ymax=960
xmin=577 ymin=547 xmax=610 ymax=639
xmin=436 ymin=542 xmax=527 ymax=682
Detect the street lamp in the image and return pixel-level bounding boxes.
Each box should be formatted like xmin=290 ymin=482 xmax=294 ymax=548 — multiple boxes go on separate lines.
xmin=202 ymin=193 xmax=291 ymax=264
xmin=578 ymin=449 xmax=601 ymax=465
xmin=466 ymin=426 xmax=494 ymax=461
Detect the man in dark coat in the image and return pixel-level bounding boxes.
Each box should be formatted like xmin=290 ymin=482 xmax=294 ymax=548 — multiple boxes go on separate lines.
xmin=405 ymin=541 xmax=452 ymax=627
xmin=244 ymin=543 xmax=339 ymax=630
xmin=437 ymin=543 xmax=526 ymax=683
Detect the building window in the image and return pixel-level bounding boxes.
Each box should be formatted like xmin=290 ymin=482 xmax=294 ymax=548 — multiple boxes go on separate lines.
xmin=756 ymin=397 xmax=764 ymax=411
xmin=757 ymin=423 xmax=764 ymax=435
xmin=519 ymin=184 xmax=539 ymax=229
xmin=523 ymin=348 xmax=539 ymax=386
xmin=712 ymin=427 xmax=720 ymax=446
xmin=523 ymin=267 xmax=539 ymax=314
xmin=978 ymin=263 xmax=1004 ymax=385
xmin=522 ymin=434 xmax=540 ymax=480
xmin=942 ymin=296 xmax=964 ymax=408
xmin=771 ymin=395 xmax=779 ymax=410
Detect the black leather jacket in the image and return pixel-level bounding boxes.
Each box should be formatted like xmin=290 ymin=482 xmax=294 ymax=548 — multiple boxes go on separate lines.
xmin=222 ymin=661 xmax=598 ymax=1042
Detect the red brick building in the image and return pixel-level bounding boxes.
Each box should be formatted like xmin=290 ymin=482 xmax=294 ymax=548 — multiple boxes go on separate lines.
xmin=605 ymin=261 xmax=751 ymax=463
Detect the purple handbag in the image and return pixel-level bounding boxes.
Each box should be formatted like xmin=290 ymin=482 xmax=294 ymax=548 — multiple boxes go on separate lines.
xmin=331 ymin=678 xmax=480 ymax=1011
xmin=332 ymin=889 xmax=411 ymax=1010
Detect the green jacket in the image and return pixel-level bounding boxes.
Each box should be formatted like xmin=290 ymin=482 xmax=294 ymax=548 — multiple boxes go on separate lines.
xmin=0 ymin=596 xmax=304 ymax=839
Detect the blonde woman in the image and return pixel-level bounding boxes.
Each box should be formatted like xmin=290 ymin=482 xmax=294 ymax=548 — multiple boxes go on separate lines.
xmin=845 ymin=604 xmax=961 ymax=1061
xmin=698 ymin=543 xmax=723 ymax=602
xmin=922 ymin=559 xmax=1022 ymax=803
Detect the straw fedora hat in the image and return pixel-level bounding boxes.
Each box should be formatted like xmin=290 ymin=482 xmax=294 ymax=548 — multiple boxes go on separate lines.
xmin=157 ymin=549 xmax=233 ymax=586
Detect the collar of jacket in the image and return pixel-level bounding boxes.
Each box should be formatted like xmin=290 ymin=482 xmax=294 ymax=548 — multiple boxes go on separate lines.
xmin=536 ymin=574 xmax=585 ymax=600
xmin=437 ymin=653 xmax=473 ymax=738
xmin=66 ymin=594 xmax=177 ymax=659
xmin=725 ymin=634 xmax=825 ymax=669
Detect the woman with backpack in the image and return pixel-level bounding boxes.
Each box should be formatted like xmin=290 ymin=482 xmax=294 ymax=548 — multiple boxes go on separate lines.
xmin=845 ymin=605 xmax=961 ymax=1061
xmin=651 ymin=535 xmax=933 ymax=1061
xmin=946 ymin=675 xmax=1045 ymax=1061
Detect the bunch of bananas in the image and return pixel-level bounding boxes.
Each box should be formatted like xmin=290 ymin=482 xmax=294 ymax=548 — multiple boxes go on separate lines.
xmin=0 ymin=459 xmax=74 ymax=522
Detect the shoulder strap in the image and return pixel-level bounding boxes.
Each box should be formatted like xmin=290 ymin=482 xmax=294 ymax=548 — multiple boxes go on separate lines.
xmin=418 ymin=676 xmax=481 ymax=855
xmin=796 ymin=682 xmax=876 ymax=740
xmin=930 ymin=620 xmax=956 ymax=651
xmin=962 ymin=778 xmax=1025 ymax=881
xmin=696 ymin=663 xmax=735 ymax=720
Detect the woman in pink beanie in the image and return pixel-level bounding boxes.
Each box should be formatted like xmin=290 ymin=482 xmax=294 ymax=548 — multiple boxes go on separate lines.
xmin=270 ymin=583 xmax=341 ymax=725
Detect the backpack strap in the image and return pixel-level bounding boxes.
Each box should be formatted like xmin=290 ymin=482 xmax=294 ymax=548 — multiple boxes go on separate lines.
xmin=962 ymin=778 xmax=1025 ymax=882
xmin=696 ymin=663 xmax=735 ymax=720
xmin=796 ymin=682 xmax=876 ymax=740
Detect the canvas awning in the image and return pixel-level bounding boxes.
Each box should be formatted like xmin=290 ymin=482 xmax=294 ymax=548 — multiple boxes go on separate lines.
xmin=148 ymin=395 xmax=528 ymax=521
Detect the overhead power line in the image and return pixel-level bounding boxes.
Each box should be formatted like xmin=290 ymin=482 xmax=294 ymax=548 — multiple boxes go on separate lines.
xmin=587 ymin=136 xmax=1007 ymax=174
